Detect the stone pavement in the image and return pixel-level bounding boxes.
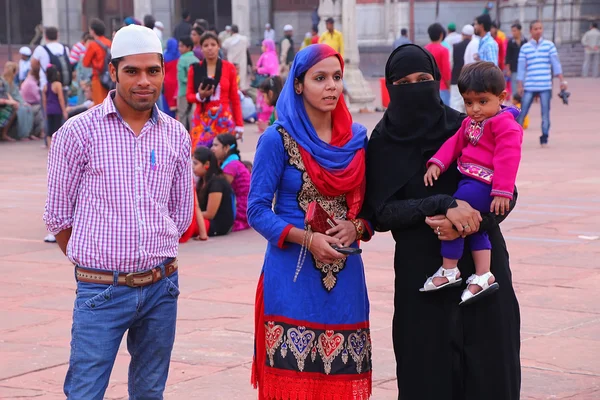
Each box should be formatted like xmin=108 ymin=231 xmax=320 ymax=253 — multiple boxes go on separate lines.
xmin=1 ymin=78 xmax=599 ymax=400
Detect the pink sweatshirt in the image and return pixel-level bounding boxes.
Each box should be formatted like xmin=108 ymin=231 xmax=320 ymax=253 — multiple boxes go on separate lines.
xmin=428 ymin=107 xmax=523 ymax=199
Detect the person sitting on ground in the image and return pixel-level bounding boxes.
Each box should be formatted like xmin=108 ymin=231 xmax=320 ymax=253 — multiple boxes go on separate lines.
xmin=0 ymin=70 xmax=19 ymax=142
xmin=212 ymin=133 xmax=251 ymax=231
xmin=20 ymin=67 xmax=44 ymax=139
xmin=2 ymin=61 xmax=35 ymax=140
xmin=181 ymin=146 xmax=236 ymax=243
xmin=66 ymin=82 xmax=94 ymax=118
xmin=258 ymin=75 xmax=283 ymax=126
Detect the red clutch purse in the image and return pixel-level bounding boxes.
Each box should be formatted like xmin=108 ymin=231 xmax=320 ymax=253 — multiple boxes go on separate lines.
xmin=305 ymin=201 xmax=337 ymax=234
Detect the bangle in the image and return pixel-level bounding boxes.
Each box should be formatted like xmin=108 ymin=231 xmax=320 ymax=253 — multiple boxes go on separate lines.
xmin=307 ymin=232 xmax=314 ymax=251
xmin=350 ymin=219 xmax=364 ymax=241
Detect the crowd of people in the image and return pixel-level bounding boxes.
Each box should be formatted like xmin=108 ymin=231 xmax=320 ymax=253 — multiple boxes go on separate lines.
xmin=4 ymin=5 xmax=593 ymax=399
xmin=396 ymin=14 xmax=573 ymax=147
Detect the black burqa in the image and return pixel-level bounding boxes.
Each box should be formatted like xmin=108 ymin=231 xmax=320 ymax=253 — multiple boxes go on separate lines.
xmin=363 ymin=45 xmax=521 ymax=400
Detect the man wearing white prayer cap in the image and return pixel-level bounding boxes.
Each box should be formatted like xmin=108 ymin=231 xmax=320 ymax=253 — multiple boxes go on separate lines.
xmin=46 ymin=23 xmax=192 ymax=400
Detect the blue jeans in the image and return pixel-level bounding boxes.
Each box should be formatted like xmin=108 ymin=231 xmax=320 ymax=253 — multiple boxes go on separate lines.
xmin=64 ymin=264 xmax=179 ymax=400
xmin=440 ymin=89 xmax=451 ymax=106
xmin=517 ymin=89 xmax=551 ymax=144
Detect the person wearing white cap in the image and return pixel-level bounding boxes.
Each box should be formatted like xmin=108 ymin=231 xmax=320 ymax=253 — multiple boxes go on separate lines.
xmin=218 ymin=24 xmax=232 ymax=43
xmin=222 ymin=24 xmax=250 ymax=90
xmin=279 ymin=24 xmax=295 ymax=79
xmin=449 ymin=24 xmax=476 ymax=112
xmin=463 ymin=24 xmax=480 ymax=67
xmin=153 ymin=20 xmax=164 ymax=43
xmin=264 ymin=23 xmax=275 ymax=42
xmin=45 ymin=23 xmax=193 ymax=400
xmin=18 ymin=47 xmax=32 ymax=84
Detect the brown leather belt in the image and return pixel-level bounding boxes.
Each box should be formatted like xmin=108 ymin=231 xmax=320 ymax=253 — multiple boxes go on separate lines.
xmin=75 ymin=259 xmax=178 ymax=288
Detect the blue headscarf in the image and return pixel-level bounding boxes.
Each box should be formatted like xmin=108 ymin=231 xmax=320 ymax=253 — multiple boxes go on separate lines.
xmin=164 ymin=38 xmax=180 ymax=63
xmin=275 ymin=44 xmax=367 ymax=171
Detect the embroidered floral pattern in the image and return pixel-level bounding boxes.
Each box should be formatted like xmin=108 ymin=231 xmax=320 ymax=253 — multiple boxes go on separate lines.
xmin=265 ymin=322 xmax=285 ymax=367
xmin=279 ymin=127 xmax=348 ymax=291
xmin=265 ymin=320 xmax=372 ymax=375
xmin=459 ymin=161 xmax=494 ymax=183
xmin=465 ymin=119 xmax=486 ymax=146
xmin=286 ymin=326 xmax=316 ymax=372
xmin=317 ymin=330 xmax=345 ymax=374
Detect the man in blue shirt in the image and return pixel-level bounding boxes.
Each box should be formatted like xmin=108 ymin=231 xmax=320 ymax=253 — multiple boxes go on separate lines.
xmin=474 ymin=14 xmax=498 ymax=65
xmin=517 ymin=20 xmax=567 ymax=146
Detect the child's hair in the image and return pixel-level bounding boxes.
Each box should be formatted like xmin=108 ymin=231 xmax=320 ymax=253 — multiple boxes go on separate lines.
xmin=458 ymin=61 xmax=505 ymax=95
xmin=46 ymin=64 xmax=61 ymax=85
xmin=242 ymin=160 xmax=253 ymax=173
xmin=259 ymin=76 xmax=283 ymax=107
xmin=193 ymin=146 xmax=222 ymax=205
xmin=215 ymin=133 xmax=241 ymax=159
xmin=512 ymin=93 xmax=522 ymax=103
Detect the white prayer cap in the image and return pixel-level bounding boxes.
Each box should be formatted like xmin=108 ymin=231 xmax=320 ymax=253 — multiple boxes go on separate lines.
xmin=155 ymin=21 xmax=164 ymax=29
xmin=284 ymin=24 xmax=293 ymax=32
xmin=111 ymin=25 xmax=163 ymax=59
xmin=265 ymin=23 xmax=271 ymax=28
xmin=19 ymin=46 xmax=32 ymax=56
xmin=462 ymin=25 xmax=475 ymax=36
xmin=225 ymin=25 xmax=232 ymax=30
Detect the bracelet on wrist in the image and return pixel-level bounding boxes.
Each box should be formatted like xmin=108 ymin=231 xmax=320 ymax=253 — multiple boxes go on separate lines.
xmin=350 ymin=219 xmax=364 ymax=241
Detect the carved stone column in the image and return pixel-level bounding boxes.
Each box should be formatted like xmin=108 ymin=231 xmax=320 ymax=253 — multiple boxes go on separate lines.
xmin=341 ymin=0 xmax=376 ymax=111
xmin=318 ymin=0 xmax=342 ymax=34
xmin=232 ymin=0 xmax=251 ymax=35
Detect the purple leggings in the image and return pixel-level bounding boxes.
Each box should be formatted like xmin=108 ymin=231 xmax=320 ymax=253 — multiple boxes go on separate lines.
xmin=441 ymin=177 xmax=492 ymax=260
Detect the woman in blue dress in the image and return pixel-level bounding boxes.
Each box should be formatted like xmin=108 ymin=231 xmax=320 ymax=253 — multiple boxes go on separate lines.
xmin=248 ymin=44 xmax=373 ymax=399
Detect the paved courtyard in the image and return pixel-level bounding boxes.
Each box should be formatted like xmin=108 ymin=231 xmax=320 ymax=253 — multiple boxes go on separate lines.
xmin=1 ymin=78 xmax=599 ymax=399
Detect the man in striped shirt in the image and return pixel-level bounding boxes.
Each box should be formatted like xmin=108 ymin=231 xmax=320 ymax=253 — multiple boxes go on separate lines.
xmin=44 ymin=25 xmax=193 ymax=398
xmin=516 ymin=20 xmax=567 ymax=146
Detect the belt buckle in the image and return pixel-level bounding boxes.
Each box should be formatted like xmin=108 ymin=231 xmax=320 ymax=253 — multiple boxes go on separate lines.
xmin=125 ymin=273 xmax=138 ymax=287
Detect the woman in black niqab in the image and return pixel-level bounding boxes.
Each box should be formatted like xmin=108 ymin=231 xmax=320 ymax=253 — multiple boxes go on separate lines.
xmin=362 ymin=45 xmax=521 ymax=400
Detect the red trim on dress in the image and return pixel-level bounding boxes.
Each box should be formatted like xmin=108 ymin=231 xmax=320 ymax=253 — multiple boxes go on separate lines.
xmin=263 ymin=314 xmax=370 ymax=331
xmin=278 ymin=224 xmax=294 ymax=249
xmin=262 ymin=368 xmax=372 ymax=400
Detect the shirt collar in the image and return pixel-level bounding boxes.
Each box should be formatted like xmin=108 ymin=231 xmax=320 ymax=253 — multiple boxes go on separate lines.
xmin=482 ymin=32 xmax=493 ymax=42
xmin=530 ymin=37 xmax=545 ymax=45
xmin=101 ymin=90 xmax=164 ymax=125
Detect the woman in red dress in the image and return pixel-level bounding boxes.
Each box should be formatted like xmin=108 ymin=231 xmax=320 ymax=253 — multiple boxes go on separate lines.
xmin=163 ymin=38 xmax=180 ymax=116
xmin=186 ymin=32 xmax=244 ymax=149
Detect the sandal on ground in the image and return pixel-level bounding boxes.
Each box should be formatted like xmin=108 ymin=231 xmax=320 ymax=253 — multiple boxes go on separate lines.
xmin=420 ymin=266 xmax=463 ymax=292
xmin=459 ymin=272 xmax=499 ymax=306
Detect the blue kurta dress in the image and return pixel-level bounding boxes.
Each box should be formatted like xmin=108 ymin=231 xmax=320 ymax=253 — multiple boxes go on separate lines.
xmin=248 ymin=126 xmax=372 ymax=400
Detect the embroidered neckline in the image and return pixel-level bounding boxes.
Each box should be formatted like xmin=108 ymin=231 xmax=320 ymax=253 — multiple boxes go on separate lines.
xmin=278 ymin=126 xmax=348 ymax=291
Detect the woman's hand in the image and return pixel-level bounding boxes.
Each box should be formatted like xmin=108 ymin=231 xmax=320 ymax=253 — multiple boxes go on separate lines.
xmin=198 ymin=84 xmax=214 ymax=101
xmin=309 ymin=232 xmax=346 ymax=264
xmin=326 ymin=220 xmax=357 ymax=247
xmin=446 ymin=200 xmax=482 ymax=235
xmin=425 ymin=215 xmax=462 ymax=240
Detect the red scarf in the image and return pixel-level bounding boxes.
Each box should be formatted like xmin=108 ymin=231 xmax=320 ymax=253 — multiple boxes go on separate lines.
xmin=298 ymin=95 xmax=366 ymax=219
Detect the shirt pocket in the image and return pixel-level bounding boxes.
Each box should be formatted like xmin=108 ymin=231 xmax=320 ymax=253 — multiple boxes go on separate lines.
xmin=145 ymin=148 xmax=178 ymax=203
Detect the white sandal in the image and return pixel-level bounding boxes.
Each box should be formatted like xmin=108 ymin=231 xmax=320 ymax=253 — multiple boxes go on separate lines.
xmin=459 ymin=272 xmax=499 ymax=306
xmin=420 ymin=266 xmax=463 ymax=292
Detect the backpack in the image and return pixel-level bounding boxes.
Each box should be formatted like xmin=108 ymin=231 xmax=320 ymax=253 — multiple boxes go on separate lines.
xmin=94 ymin=40 xmax=116 ymax=91
xmin=42 ymin=45 xmax=72 ymax=87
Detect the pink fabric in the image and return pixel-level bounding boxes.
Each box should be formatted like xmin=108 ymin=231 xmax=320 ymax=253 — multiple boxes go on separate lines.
xmin=44 ymin=92 xmax=194 ymax=272
xmin=256 ymin=40 xmax=279 ymax=76
xmin=223 ymin=160 xmax=251 ymax=231
xmin=20 ymin=75 xmax=40 ymax=104
xmin=256 ymin=91 xmax=273 ymax=123
xmin=428 ymin=109 xmax=523 ymax=199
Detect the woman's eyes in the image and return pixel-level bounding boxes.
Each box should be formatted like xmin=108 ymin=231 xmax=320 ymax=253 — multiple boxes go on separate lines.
xmin=315 ymin=75 xmax=342 ymax=81
xmin=418 ymin=77 xmax=431 ymax=82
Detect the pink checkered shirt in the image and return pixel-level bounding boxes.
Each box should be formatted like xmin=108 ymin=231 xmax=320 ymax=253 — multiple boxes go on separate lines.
xmin=44 ymin=92 xmax=193 ymax=272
